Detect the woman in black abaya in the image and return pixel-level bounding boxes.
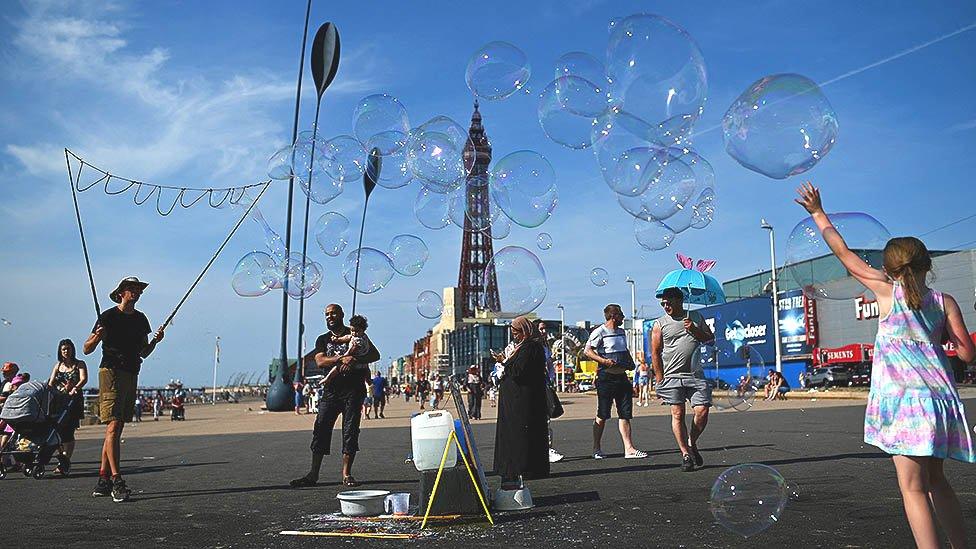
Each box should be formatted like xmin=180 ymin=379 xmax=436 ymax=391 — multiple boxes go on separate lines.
xmin=493 ymin=316 xmax=550 ymax=488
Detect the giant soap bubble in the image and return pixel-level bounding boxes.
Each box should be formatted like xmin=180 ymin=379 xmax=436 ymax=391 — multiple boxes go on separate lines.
xmin=341 ymin=248 xmax=395 ymax=294
xmin=591 ymin=115 xmax=654 ymax=190
xmin=717 ymin=344 xmax=764 ymax=411
xmin=537 ymin=78 xmax=600 ymax=149
xmin=605 ymin=14 xmax=707 ymax=145
xmin=388 ymin=234 xmax=429 ymax=276
xmin=417 ymin=290 xmax=443 ymax=319
xmin=466 ymin=41 xmax=531 ymax=100
xmin=484 ymin=246 xmax=547 ymax=315
xmin=634 ymin=218 xmax=675 ymax=251
xmin=352 ymin=94 xmax=409 ymax=155
xmin=407 ymin=116 xmax=472 ymax=193
xmin=489 ymin=150 xmax=558 ymax=228
xmin=374 ymin=144 xmax=412 ymax=189
xmin=231 ymin=251 xmax=277 ymax=297
xmin=285 ymin=258 xmax=323 ymax=300
xmin=710 ymin=464 xmax=789 ymax=538
xmin=723 ymin=74 xmax=838 ymax=179
xmin=690 ymin=187 xmax=716 ymax=229
xmin=554 ymin=52 xmax=610 ymax=107
xmin=314 ymin=211 xmax=350 ymax=257
xmin=448 ymin=182 xmax=503 ymax=232
xmin=489 ymin=206 xmax=512 ymax=239
xmin=414 ymin=187 xmax=452 ymax=230
xmin=784 ymin=212 xmax=890 ymax=300
xmin=318 ymin=134 xmax=366 ymax=184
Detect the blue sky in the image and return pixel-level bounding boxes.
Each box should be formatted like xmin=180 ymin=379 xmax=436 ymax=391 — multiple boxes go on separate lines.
xmin=1 ymin=0 xmax=975 ymax=386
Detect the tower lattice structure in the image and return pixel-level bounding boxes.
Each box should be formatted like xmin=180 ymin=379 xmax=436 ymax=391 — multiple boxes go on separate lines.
xmin=457 ymin=101 xmax=500 ymax=317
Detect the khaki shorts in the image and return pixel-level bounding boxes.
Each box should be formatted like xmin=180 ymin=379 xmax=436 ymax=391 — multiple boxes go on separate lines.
xmin=99 ymin=368 xmax=138 ymax=423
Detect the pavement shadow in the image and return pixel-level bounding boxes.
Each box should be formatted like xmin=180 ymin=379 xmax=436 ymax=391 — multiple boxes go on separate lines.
xmin=533 ymin=491 xmax=601 ymax=507
xmin=548 ymin=462 xmax=672 ymax=479
xmin=695 ymin=451 xmax=889 ymax=471
xmin=65 ymin=461 xmax=232 ymax=479
xmin=134 ymin=483 xmax=300 ymax=501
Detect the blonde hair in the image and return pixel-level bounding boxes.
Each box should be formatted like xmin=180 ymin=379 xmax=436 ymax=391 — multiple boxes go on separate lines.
xmin=883 ymin=237 xmax=932 ymax=310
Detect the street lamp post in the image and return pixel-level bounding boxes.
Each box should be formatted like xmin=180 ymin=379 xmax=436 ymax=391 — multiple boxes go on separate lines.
xmin=556 ymin=304 xmax=565 ymax=392
xmin=625 ymin=277 xmax=637 ymax=363
xmin=761 ymin=219 xmax=783 ymax=373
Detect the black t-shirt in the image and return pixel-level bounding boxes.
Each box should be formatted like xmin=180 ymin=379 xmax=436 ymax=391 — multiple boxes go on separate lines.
xmin=314 ymin=327 xmax=379 ymax=392
xmin=93 ymin=307 xmax=151 ymax=374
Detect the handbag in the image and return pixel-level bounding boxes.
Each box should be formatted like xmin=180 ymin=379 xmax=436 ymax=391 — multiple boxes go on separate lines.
xmin=546 ymin=384 xmax=564 ymax=419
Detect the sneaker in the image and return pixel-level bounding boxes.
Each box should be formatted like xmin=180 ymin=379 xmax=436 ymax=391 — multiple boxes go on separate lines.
xmin=681 ymin=454 xmax=695 ymax=472
xmin=111 ymin=478 xmax=131 ymax=502
xmin=549 ymin=449 xmax=564 ymax=463
xmin=92 ymin=477 xmax=112 ymax=497
xmin=690 ymin=446 xmax=704 ymax=467
xmin=593 ymin=451 xmax=606 ymax=460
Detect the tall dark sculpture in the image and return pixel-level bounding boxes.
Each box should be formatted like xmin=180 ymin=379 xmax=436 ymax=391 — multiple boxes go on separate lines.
xmin=268 ymin=12 xmax=341 ymax=412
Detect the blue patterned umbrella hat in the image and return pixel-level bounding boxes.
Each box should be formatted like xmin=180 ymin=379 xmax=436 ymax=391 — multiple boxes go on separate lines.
xmin=655 ymin=253 xmax=726 ymax=306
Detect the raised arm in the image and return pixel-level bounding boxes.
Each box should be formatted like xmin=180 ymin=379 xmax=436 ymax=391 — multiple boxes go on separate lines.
xmin=795 ymin=182 xmax=889 ymax=296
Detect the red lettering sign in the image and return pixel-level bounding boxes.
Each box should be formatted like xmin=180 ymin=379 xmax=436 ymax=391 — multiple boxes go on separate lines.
xmin=804 ymin=295 xmax=818 ymax=348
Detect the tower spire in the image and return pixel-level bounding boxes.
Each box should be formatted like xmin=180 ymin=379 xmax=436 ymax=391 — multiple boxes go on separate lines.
xmin=457 ymin=102 xmax=500 ymax=317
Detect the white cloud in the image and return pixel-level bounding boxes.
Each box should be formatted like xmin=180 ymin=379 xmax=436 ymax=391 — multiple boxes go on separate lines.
xmin=946 ymin=119 xmax=976 ymax=133
xmin=3 ymin=0 xmax=381 ymax=194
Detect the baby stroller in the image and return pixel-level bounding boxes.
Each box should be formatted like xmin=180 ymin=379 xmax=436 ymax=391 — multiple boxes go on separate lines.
xmin=0 ymin=380 xmax=74 ymax=479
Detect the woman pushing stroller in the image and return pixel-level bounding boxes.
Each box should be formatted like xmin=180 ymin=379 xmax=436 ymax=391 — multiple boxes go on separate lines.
xmin=46 ymin=339 xmax=88 ymax=475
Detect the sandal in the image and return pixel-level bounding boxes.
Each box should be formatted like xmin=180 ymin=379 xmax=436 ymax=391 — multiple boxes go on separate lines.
xmin=342 ymin=475 xmax=360 ymax=487
xmin=289 ymin=475 xmax=318 ymax=488
xmin=625 ymin=450 xmax=648 ymax=459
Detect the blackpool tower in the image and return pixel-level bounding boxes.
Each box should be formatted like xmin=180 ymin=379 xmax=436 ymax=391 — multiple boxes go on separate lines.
xmin=457 ymin=101 xmax=500 ymax=317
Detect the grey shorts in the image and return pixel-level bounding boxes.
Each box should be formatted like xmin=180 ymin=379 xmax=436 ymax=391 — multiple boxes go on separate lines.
xmin=657 ymin=377 xmax=712 ymax=407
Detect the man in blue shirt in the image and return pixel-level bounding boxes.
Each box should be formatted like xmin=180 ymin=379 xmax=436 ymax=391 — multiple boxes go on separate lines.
xmin=371 ymin=371 xmax=387 ymax=419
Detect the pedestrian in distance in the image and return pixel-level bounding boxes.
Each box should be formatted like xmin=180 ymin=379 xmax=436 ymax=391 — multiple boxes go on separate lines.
xmin=584 ymin=304 xmax=648 ymax=460
xmin=797 ymin=182 xmax=975 ymax=549
xmin=83 ymin=276 xmax=164 ymax=502
xmin=371 ymin=371 xmax=387 ymax=419
xmin=466 ymin=365 xmax=483 ymax=420
xmin=651 ymin=287 xmax=715 ymax=472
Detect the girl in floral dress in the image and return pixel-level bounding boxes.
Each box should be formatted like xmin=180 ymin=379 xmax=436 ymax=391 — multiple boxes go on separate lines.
xmin=797 ymin=183 xmax=974 ymax=549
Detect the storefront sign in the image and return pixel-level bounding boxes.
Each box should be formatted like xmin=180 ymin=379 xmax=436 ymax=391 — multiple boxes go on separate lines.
xmin=778 ymin=289 xmax=813 ymax=356
xmin=816 ymin=343 xmax=873 ymax=365
xmin=855 ymin=296 xmax=880 ymax=320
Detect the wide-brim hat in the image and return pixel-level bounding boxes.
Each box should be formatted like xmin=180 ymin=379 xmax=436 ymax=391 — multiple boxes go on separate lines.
xmin=110 ymin=276 xmax=149 ymax=303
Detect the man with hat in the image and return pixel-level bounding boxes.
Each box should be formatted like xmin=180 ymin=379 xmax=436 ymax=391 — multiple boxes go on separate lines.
xmin=84 ymin=276 xmax=163 ymax=502
xmin=650 ymin=286 xmax=714 ymax=472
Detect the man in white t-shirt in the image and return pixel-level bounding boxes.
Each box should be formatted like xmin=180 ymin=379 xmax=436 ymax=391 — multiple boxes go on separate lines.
xmin=584 ymin=304 xmax=647 ymax=460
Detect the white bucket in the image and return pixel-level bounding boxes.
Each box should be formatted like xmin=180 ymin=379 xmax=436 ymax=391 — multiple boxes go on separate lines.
xmin=384 ymin=492 xmax=410 ymax=516
xmin=336 ymin=490 xmax=390 ymax=517
xmin=411 ymin=410 xmax=457 ymax=471
xmin=493 ymin=486 xmax=534 ymax=511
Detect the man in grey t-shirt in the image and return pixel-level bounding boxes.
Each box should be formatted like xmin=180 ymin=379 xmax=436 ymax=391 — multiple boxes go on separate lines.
xmin=651 ymin=287 xmax=714 ymax=472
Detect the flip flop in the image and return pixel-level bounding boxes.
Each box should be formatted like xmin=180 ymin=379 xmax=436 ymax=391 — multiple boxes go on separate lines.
xmin=289 ymin=475 xmax=318 ymax=488
xmin=625 ymin=450 xmax=648 ymax=459
xmin=342 ymin=476 xmax=360 ymax=487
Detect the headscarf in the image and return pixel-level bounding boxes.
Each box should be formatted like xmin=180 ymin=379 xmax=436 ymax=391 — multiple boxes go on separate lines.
xmin=510 ymin=316 xmax=543 ymax=358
